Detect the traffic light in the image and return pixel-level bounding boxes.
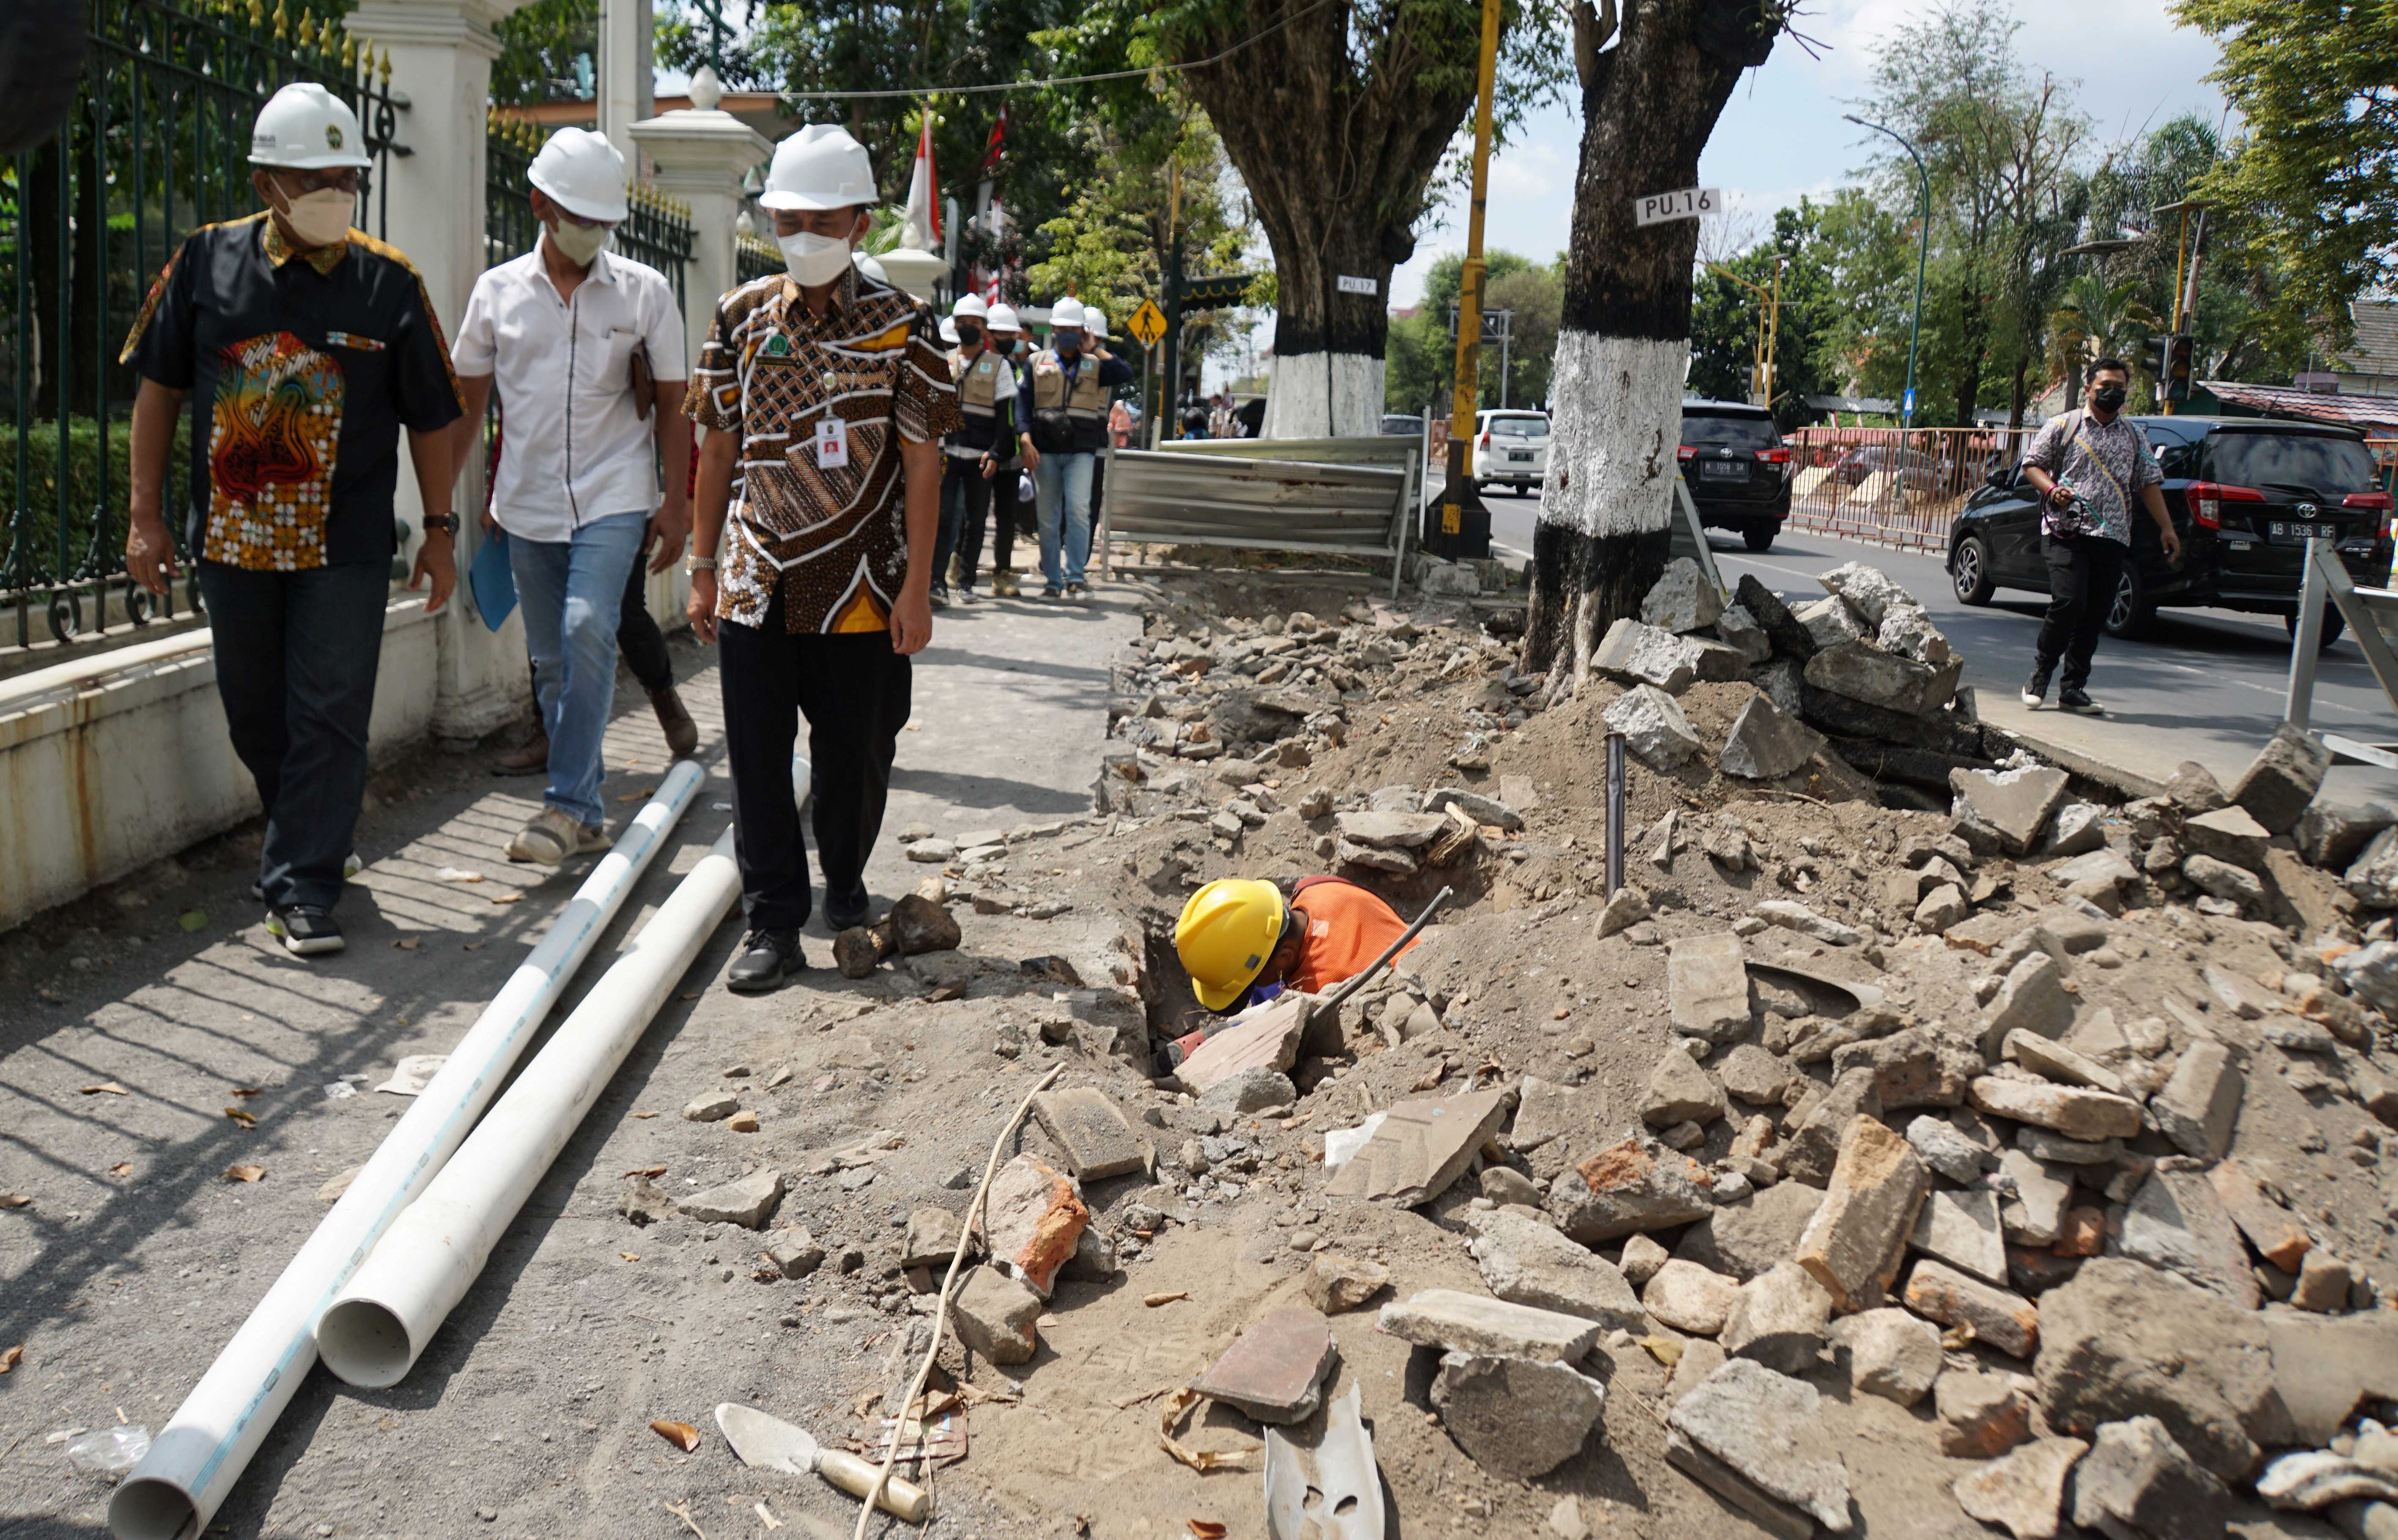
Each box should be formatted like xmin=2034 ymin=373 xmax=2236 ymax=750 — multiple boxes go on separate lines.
xmin=2165 ymin=334 xmax=2196 ymax=404
xmin=2139 ymin=334 xmax=2168 ymax=383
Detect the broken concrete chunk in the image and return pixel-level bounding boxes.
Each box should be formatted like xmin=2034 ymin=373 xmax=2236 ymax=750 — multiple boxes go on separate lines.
xmin=1433 ymin=1351 xmax=1607 ymax=1479
xmin=1376 ymin=1288 xmax=1602 ymax=1363
xmin=2208 ymin=1159 xmax=2311 ymax=1273
xmin=1780 ymin=1066 xmax=1884 ymax=1188
xmin=1030 ymin=1087 xmax=1148 ymax=1181
xmin=1716 ymin=602 xmax=1773 ymax=665
xmin=1977 ymin=952 xmax=2076 ymax=1058
xmin=1666 ymin=1358 xmax=1855 ymax=1533
xmin=1735 ymin=573 xmax=1817 ymax=658
xmin=1198 ymin=1065 xmax=1297 ymax=1116
xmin=1605 ymin=682 xmax=1706 ymax=769
xmin=2006 ymin=1031 xmax=2128 ymax=1097
xmin=1903 ymin=1259 xmax=2040 ymax=1359
xmin=1302 ymin=1253 xmax=1391 ymax=1314
xmin=1908 ymin=1114 xmax=1990 ymax=1184
xmin=1939 ymin=1368 xmax=2035 ymax=1458
xmin=1967 ymin=1076 xmax=2143 ymax=1141
xmin=2185 ymin=853 xmax=2266 ymax=910
xmin=1752 ymin=899 xmax=1861 ymax=945
xmin=1468 ymin=1206 xmax=1648 ymax=1330
xmin=1718 ymin=1043 xmax=1793 ymax=1106
xmin=2152 ymin=1039 xmax=2244 ymax=1162
xmin=684 ymin=1091 xmax=741 ymax=1122
xmin=1720 ymin=1261 xmax=1833 ymax=1373
xmin=901 ymin=1207 xmax=966 ymax=1270
xmin=1837 ymin=1306 xmax=1942 ymax=1408
xmin=1643 ymin=1258 xmax=1743 ymax=1336
xmin=1952 ymin=765 xmax=2071 ymax=857
xmin=2113 ymin=1163 xmax=2262 ymax=1307
xmin=2299 ymin=799 xmax=2396 ymax=870
xmin=1678 ymin=1181 xmax=1824 ymax=1281
xmin=1174 ymin=992 xmax=1311 ymax=1096
xmin=1191 ymin=1307 xmax=1337 ymax=1424
xmin=2229 ymin=726 xmax=2330 ymax=835
xmin=1997 ymin=1148 xmax=2073 ymax=1247
xmin=1421 ymin=786 xmax=1525 ymax=830
xmin=1796 ymin=593 xmax=1867 ymax=648
xmin=1911 ymin=1187 xmax=2009 ymax=1286
xmin=1323 ymin=1084 xmax=1515 ymax=1207
xmin=2072 ymin=1415 xmax=2230 ymax=1540
xmin=1641 ymin=556 xmax=1726 ymax=632
xmin=1550 ymin=1135 xmax=1717 ymax=1242
xmin=1643 ymin=1048 xmax=1727 ymax=1128
xmin=1595 ymin=884 xmax=1652 ymax=939
xmin=952 ymin=1264 xmax=1042 ymax=1365
xmin=1953 ymin=1436 xmax=2088 ymax=1540
xmin=1667 ymin=933 xmax=1755 ymax=1042
xmin=677 ymin=1168 xmax=784 ymax=1230
xmin=1793 ymin=1115 xmax=1929 ymax=1311
xmin=1335 ymin=810 xmax=1450 ymax=849
xmin=2186 ymin=804 xmax=2272 ymax=869
xmin=1876 ymin=603 xmax=1955 ymax=668
xmin=1720 ymin=693 xmax=1828 ymax=781
xmin=1593 ymin=616 xmax=1703 ymax=693
xmin=1619 ymin=1234 xmax=1671 ymax=1286
xmin=982 ymin=1154 xmax=1089 ymax=1299
xmin=766 ymin=1226 xmax=826 ymax=1279
xmin=1832 ymin=1027 xmax=1981 ymax=1110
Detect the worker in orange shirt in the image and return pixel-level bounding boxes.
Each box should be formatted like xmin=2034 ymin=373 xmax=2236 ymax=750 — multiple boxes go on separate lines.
xmin=1174 ymin=876 xmax=1421 ymax=1015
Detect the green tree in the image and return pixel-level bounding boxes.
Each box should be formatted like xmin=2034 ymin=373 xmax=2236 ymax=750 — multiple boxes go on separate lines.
xmin=2044 ymin=271 xmax=2164 ymax=403
xmin=490 ymin=0 xmax=597 ymax=107
xmin=1383 ymin=249 xmax=1560 ymax=412
xmin=1687 ymin=200 xmax=1838 ymax=424
xmin=2174 ymin=0 xmax=2398 ymax=352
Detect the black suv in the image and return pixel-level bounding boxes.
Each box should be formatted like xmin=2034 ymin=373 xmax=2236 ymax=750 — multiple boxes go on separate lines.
xmin=1947 ymin=416 xmax=2394 ymax=644
xmin=1680 ymin=399 xmax=1791 ymax=551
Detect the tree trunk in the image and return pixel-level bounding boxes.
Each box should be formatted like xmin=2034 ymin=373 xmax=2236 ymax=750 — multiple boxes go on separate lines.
xmin=1180 ymin=1 xmax=1475 ymax=438
xmin=1525 ymin=0 xmax=1760 ymax=676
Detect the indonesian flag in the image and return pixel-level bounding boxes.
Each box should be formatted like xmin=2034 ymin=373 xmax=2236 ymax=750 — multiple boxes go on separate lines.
xmin=982 ymin=104 xmax=1008 ymax=173
xmin=901 ymin=113 xmax=940 ymax=251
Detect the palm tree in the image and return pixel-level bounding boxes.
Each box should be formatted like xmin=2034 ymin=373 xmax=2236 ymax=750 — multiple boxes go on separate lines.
xmin=2046 ymin=272 xmax=2164 ymax=406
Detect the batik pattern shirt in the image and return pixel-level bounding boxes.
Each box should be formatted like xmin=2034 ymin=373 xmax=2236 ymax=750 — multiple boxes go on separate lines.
xmin=120 ymin=213 xmax=462 ymax=569
xmin=2023 ymin=408 xmax=2163 ymax=547
xmin=686 ymin=266 xmax=961 ymax=634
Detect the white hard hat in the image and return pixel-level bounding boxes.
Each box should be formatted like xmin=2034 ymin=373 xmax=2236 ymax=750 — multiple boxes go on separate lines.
xmin=940 ymin=316 xmax=959 ymax=345
xmin=761 ymin=124 xmax=878 ymax=211
xmin=249 ymin=82 xmax=371 ymax=170
xmin=951 ymin=293 xmax=989 ymax=321
xmin=1084 ymin=307 xmax=1108 ymax=340
xmin=987 ymin=303 xmax=1022 ymax=332
xmin=853 ymin=250 xmax=888 ymax=282
xmin=527 ymin=127 xmax=628 ymax=223
xmin=1049 ymin=298 xmax=1087 ymax=331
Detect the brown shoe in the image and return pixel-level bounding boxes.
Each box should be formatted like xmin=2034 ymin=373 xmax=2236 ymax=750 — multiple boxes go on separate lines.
xmin=650 ymin=686 xmax=700 ymax=758
xmin=489 ymin=730 xmax=549 ymax=777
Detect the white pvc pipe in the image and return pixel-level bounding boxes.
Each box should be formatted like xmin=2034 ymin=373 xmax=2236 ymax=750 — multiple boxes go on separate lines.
xmin=110 ymin=760 xmax=708 ymax=1540
xmin=317 ymin=828 xmax=741 ymax=1386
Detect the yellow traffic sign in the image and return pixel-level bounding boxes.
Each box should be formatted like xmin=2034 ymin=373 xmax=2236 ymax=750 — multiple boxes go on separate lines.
xmin=1127 ymin=298 xmax=1167 ymax=348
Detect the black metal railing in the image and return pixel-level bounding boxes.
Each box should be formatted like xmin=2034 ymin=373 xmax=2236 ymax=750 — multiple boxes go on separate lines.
xmin=736 ymin=231 xmax=780 ymax=287
xmin=2 ymin=0 xmax=408 ymax=646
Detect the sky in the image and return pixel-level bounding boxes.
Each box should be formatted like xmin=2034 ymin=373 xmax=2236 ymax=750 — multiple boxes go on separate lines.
xmin=1387 ymin=0 xmax=2233 ymax=308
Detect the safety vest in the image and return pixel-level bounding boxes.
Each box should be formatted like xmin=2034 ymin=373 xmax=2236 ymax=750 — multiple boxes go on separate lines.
xmin=1027 ymin=349 xmax=1109 ymax=449
xmin=948 ymin=346 xmax=1006 ymax=453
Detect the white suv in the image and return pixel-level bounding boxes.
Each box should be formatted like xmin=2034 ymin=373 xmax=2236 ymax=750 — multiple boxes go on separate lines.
xmin=1471 ymin=410 xmax=1550 ymax=495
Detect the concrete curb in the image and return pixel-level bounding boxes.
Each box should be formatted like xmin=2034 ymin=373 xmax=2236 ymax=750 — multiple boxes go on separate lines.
xmin=1988 ymin=719 xmax=2168 ymax=801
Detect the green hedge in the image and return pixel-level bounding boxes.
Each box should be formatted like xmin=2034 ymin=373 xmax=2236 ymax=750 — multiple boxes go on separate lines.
xmin=0 ymin=415 xmax=189 ymax=584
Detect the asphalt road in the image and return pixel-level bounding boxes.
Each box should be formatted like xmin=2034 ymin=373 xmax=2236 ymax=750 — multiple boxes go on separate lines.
xmin=1484 ymin=484 xmax=2398 ymax=806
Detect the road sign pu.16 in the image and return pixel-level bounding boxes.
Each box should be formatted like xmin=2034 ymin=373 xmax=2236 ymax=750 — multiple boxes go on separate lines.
xmin=1633 ymin=187 xmax=1722 ymax=226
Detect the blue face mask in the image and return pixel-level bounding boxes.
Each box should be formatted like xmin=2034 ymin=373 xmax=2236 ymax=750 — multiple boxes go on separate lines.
xmin=1054 ymin=330 xmax=1083 ymax=355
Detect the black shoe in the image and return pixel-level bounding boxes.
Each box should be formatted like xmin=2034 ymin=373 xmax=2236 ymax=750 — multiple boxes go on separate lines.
xmin=727 ymin=929 xmax=804 ymax=993
xmin=265 ymin=905 xmax=345 ymax=957
xmin=2058 ymin=687 xmax=2102 ymax=715
xmin=826 ymin=885 xmax=873 ymax=932
xmin=2020 ymin=671 xmax=2050 ymax=708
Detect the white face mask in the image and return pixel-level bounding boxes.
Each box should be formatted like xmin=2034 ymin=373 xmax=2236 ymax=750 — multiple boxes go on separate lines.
xmin=273 ymin=185 xmax=355 ymax=249
xmin=546 ymin=217 xmax=612 ymax=267
xmin=779 ymin=230 xmax=852 ymax=286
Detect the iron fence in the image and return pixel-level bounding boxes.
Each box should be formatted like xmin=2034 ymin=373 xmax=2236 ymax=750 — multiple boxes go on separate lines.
xmin=736 ymin=231 xmax=780 ymax=287
xmin=3 ymin=0 xmax=408 ymax=646
xmin=1783 ymin=426 xmax=2034 ymax=552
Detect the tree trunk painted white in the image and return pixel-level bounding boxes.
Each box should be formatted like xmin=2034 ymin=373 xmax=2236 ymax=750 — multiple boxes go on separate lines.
xmin=1534 ymin=331 xmax=1688 ymax=678
xmin=1261 ymin=351 xmax=1387 ymax=439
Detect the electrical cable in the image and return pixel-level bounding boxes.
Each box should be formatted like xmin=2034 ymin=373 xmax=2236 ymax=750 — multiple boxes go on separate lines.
xmin=766 ymin=0 xmax=1344 ymax=101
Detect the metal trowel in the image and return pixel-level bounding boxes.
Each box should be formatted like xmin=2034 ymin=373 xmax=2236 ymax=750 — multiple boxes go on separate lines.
xmin=714 ymin=1402 xmax=932 ymax=1524
xmin=1264 ymin=1383 xmax=1386 ymax=1539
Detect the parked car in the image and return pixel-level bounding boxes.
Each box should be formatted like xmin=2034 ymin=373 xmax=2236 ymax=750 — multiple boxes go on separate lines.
xmin=1679 ymin=399 xmax=1791 ymax=551
xmin=1471 ymin=410 xmax=1550 ymax=495
xmin=1946 ymin=416 xmax=2394 ymax=646
xmin=1829 ymin=441 xmax=1944 ymax=493
xmin=1381 ymin=413 xmax=1425 ymax=437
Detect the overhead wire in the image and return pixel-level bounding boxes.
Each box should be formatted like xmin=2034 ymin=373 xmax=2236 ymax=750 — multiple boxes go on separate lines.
xmin=763 ymin=0 xmax=1345 ymax=100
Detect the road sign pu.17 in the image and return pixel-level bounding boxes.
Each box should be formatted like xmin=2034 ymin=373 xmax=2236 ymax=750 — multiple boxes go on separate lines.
xmin=1633 ymin=187 xmax=1722 ymax=226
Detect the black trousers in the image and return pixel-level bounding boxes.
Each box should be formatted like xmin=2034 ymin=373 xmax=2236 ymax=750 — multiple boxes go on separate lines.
xmin=197 ymin=558 xmax=389 ymax=911
xmin=716 ymin=586 xmax=912 ymax=933
xmin=991 ymin=463 xmax=1023 ymax=570
xmin=2034 ymin=533 xmax=2128 ymax=692
xmin=615 ymin=542 xmax=673 ymax=694
xmin=935 ymin=455 xmax=995 ymax=592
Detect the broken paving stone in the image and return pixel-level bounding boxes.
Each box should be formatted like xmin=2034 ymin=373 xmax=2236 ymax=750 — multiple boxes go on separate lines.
xmin=1716 ymin=603 xmax=1773 ymax=665
xmin=2006 ymin=1031 xmax=2127 ymax=1097
xmin=981 ymin=1154 xmax=1089 ymax=1299
xmin=2299 ymin=799 xmax=2397 ymax=869
xmin=1952 ymin=765 xmax=2071 ymax=857
xmin=1643 ymin=1258 xmax=1743 ymax=1336
xmin=952 ymin=1265 xmax=1041 ymax=1365
xmin=1641 ymin=556 xmax=1726 ymax=632
xmin=1605 ymin=683 xmax=1706 ymax=769
xmin=1030 ymin=1087 xmax=1148 ymax=1181
xmin=2072 ymin=1416 xmax=2230 ymax=1540
xmin=1593 ymin=616 xmax=1703 ymax=693
xmin=1191 ymin=1307 xmax=1337 ymax=1424
xmin=2209 ymin=1159 xmax=2311 ymax=1273
xmin=1323 ymin=1084 xmax=1515 ymax=1207
xmin=1780 ymin=1066 xmax=1885 ymax=1188
xmin=1752 ymin=900 xmax=1861 ymax=945
xmin=1720 ymin=1261 xmax=1833 ymax=1374
xmin=1718 ymin=1044 xmax=1793 ymax=1106
xmin=1907 ymin=1114 xmax=1989 ymax=1184
xmin=1302 ymin=1253 xmax=1391 ymax=1314
xmin=1804 ymin=637 xmax=1961 ymax=715
xmin=1977 ymin=952 xmax=2076 ymax=1058
xmin=677 ymin=1169 xmax=785 ymax=1230
xmin=1643 ymin=1048 xmax=1727 ymax=1127
xmin=2185 ymin=803 xmax=2274 ymax=869
xmin=1550 ymin=1135 xmax=1717 ymax=1243
xmin=901 ymin=1208 xmax=966 ymax=1271
xmin=684 ymin=1091 xmax=741 ymax=1123
xmin=2152 ymin=1039 xmax=2244 ymax=1163
xmin=1794 ymin=1115 xmax=1929 ymax=1311
xmin=1720 ymin=694 xmax=1827 ymax=781
xmin=1903 ymin=1259 xmax=2040 ymax=1359
xmin=1998 ymin=1147 xmax=2074 ymax=1247
xmin=2293 ymin=1250 xmax=2354 ymax=1314
xmin=2112 ymin=1164 xmax=2259 ymax=1307
xmin=1939 ymin=1369 xmax=2036 ymax=1458
xmin=1468 ymin=1207 xmax=1648 ymax=1330
xmin=2185 ymin=854 xmax=2266 ymax=910
xmin=766 ymin=1227 xmax=826 ymax=1278
xmin=1831 ymin=1027 xmax=1981 ymax=1110
xmin=1796 ymin=594 xmax=1867 ymax=648
xmin=2014 ymin=1127 xmax=2123 ymax=1165
xmin=1334 ymin=810 xmax=1449 ymax=850
xmin=1667 ymin=1358 xmax=1855 ymax=1534
xmin=1967 ymin=1077 xmax=2143 ymax=1142
xmin=1422 ymin=786 xmax=1525 ymax=830
xmin=1916 ymin=883 xmax=1970 ymax=934
xmin=1911 ymin=1187 xmax=2009 ymax=1286
xmin=1433 ymin=1351 xmax=1607 ymax=1479
xmin=1198 ymin=1065 xmax=1299 ymax=1118
xmin=1837 ymin=1306 xmax=1942 ymax=1408
xmin=1667 ymin=933 xmax=1755 ymax=1043
xmin=1953 ymin=1436 xmax=2088 ymax=1540
xmin=1376 ymin=1288 xmax=1602 ymax=1363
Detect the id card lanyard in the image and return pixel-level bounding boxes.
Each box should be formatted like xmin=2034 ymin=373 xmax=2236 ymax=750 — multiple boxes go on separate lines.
xmin=813 ymin=415 xmax=849 ymax=469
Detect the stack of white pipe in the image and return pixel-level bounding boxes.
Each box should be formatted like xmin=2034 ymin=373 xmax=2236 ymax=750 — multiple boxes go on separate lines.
xmin=109 ymin=761 xmax=708 ymax=1540
xmin=317 ymin=827 xmax=741 ymax=1385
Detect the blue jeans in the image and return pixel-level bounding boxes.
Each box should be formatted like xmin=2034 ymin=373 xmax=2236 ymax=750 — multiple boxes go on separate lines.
xmin=509 ymin=510 xmax=648 ymax=827
xmin=1032 ymin=451 xmax=1096 ymax=590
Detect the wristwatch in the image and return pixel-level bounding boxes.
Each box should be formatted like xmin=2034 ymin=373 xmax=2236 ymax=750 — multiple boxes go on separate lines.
xmin=422 ymin=513 xmax=460 ymax=536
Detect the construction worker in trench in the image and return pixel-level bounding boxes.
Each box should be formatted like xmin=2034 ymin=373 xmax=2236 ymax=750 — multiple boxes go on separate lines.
xmin=1173 ymin=875 xmax=1424 ymax=1035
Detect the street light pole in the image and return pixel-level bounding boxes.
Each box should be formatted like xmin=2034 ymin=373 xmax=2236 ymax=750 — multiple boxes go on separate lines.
xmin=1845 ymin=114 xmax=1929 ymax=429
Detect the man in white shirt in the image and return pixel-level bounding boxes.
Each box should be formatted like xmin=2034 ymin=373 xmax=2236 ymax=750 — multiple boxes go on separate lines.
xmin=450 ymin=128 xmax=690 ymax=864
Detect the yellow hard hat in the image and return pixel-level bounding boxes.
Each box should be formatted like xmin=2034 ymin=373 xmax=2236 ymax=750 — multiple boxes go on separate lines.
xmin=1175 ymin=879 xmax=1287 ymax=1012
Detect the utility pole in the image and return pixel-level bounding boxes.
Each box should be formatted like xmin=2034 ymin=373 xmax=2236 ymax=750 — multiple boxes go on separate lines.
xmin=1428 ymin=0 xmax=1501 ymax=560
xmin=1158 ymin=161 xmax=1184 ymax=443
xmin=1846 ymin=114 xmax=1928 ymax=428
